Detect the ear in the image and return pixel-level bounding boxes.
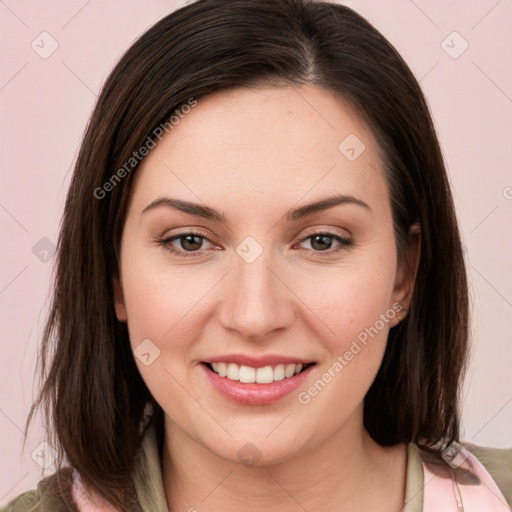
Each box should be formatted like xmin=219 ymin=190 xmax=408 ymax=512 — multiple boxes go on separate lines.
xmin=390 ymin=223 xmax=421 ymax=326
xmin=113 ymin=273 xmax=127 ymax=322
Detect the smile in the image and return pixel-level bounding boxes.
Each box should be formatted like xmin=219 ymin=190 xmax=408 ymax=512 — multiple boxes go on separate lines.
xmin=205 ymin=362 xmax=314 ymax=384
xmin=201 ymin=361 xmax=317 ymax=405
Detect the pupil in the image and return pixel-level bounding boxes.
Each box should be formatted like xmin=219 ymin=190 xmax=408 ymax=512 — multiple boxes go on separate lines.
xmin=311 ymin=234 xmax=332 ymax=251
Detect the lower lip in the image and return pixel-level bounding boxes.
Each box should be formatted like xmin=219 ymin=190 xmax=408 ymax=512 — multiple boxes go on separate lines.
xmin=201 ymin=363 xmax=315 ymax=405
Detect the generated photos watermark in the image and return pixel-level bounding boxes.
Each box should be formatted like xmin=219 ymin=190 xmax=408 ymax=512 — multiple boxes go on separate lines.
xmin=297 ymin=302 xmax=404 ymax=405
xmin=94 ymin=97 xmax=198 ymax=200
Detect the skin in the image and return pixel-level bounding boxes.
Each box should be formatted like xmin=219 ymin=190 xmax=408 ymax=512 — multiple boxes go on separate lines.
xmin=114 ymin=84 xmax=421 ymax=511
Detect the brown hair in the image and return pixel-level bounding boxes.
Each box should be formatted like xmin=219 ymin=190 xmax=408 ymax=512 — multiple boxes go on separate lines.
xmin=27 ymin=0 xmax=469 ymax=509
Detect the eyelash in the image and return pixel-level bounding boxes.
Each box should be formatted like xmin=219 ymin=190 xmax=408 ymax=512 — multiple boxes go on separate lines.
xmin=154 ymin=229 xmax=353 ymax=258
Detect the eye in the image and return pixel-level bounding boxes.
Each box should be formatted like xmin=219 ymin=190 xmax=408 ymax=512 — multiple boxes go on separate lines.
xmin=297 ymin=231 xmax=353 ymax=254
xmin=155 ymin=230 xmax=216 ymax=258
xmin=155 ymin=229 xmax=353 ymax=259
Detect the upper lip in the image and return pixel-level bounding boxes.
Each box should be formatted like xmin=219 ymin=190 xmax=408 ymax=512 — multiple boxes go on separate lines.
xmin=204 ymin=353 xmax=315 ymax=367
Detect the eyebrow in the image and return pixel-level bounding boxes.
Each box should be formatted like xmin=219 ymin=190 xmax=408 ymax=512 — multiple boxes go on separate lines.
xmin=142 ymin=194 xmax=371 ymax=223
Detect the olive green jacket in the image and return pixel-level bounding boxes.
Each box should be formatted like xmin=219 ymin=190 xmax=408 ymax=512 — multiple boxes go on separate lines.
xmin=2 ymin=426 xmax=511 ymax=511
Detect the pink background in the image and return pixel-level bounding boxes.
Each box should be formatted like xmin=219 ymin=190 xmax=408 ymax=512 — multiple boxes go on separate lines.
xmin=1 ymin=0 xmax=511 ymax=503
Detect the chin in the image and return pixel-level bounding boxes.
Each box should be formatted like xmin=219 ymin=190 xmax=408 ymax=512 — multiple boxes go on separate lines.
xmin=202 ymin=426 xmax=313 ymax=468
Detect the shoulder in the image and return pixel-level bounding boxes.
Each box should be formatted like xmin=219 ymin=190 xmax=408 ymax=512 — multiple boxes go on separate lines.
xmin=463 ymin=441 xmax=512 ymax=506
xmin=0 ymin=468 xmax=76 ymax=512
xmin=0 ymin=491 xmax=38 ymax=512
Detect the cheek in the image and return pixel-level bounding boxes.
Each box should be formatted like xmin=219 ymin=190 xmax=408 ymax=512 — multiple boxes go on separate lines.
xmin=121 ymin=261 xmax=214 ymax=422
xmin=332 ymin=273 xmax=396 ymax=349
xmin=121 ymin=254 xmax=211 ymax=348
xmin=120 ymin=253 xmax=223 ymax=404
xmin=294 ymin=251 xmax=397 ymax=348
xmin=292 ymin=248 xmax=397 ymax=401
xmin=293 ymin=268 xmax=397 ymax=426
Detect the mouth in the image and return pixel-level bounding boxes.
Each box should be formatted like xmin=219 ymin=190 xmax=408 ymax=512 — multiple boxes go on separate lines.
xmin=201 ymin=360 xmax=317 ymax=405
xmin=202 ymin=361 xmax=317 ymax=384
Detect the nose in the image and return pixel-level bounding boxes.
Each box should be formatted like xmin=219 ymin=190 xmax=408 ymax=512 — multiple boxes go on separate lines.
xmin=218 ymin=248 xmax=295 ymax=341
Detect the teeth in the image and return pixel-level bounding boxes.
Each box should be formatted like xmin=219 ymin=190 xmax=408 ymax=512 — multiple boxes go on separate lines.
xmin=208 ymin=362 xmax=308 ymax=384
xmin=239 ymin=365 xmax=256 ymax=383
xmin=273 ymin=364 xmax=285 ymax=381
xmin=284 ymin=364 xmax=295 ymax=378
xmin=256 ymin=366 xmax=273 ymax=384
xmin=217 ymin=362 xmax=227 ymax=377
xmin=227 ymin=363 xmax=239 ymax=381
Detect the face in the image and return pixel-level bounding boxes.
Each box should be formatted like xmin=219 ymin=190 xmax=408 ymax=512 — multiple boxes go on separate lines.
xmin=114 ymin=84 xmax=419 ymax=465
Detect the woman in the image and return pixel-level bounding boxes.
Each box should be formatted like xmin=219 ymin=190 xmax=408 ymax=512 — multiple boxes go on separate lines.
xmin=3 ymin=0 xmax=511 ymax=511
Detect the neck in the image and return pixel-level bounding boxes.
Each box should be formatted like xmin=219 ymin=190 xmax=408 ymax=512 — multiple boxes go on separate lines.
xmin=161 ymin=413 xmax=407 ymax=512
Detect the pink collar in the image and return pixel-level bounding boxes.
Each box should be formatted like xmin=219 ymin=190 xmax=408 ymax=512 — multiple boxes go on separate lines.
xmin=421 ymin=442 xmax=510 ymax=511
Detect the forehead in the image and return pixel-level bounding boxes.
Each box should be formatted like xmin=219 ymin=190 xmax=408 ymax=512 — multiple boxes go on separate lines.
xmin=130 ymin=84 xmax=389 ymax=217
